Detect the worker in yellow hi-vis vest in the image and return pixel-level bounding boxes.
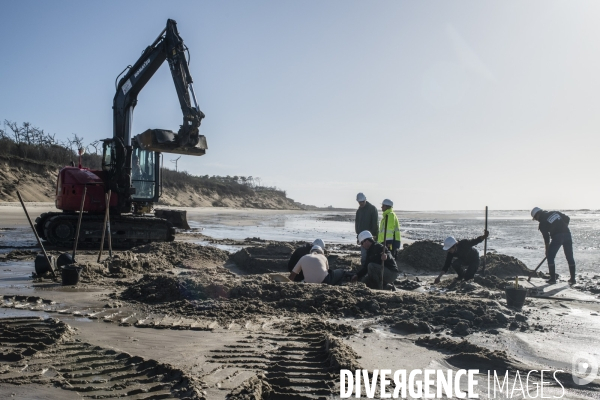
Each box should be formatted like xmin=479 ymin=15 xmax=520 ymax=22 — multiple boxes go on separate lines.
xmin=377 ymin=199 xmax=401 ymax=256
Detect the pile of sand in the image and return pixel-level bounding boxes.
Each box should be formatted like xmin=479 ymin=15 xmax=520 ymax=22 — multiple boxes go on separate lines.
xmin=480 ymin=253 xmax=533 ymax=278
xmin=230 ymin=242 xmax=356 ymax=274
xmin=121 ymin=270 xmax=519 ymax=336
xmin=416 ymin=336 xmax=515 ymax=371
xmin=121 ymin=272 xmax=235 ymax=303
xmin=101 ymin=251 xmax=173 ymax=277
xmin=230 ymin=243 xmax=295 ymax=274
xmin=131 ymin=242 xmax=230 ymax=267
xmin=0 ymin=249 xmax=38 ymax=262
xmin=228 ymin=374 xmax=273 ymax=400
xmin=396 ymin=241 xmax=446 ymax=272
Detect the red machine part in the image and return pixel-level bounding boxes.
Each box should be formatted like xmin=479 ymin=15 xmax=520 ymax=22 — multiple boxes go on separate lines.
xmin=55 ymin=167 xmax=117 ymax=212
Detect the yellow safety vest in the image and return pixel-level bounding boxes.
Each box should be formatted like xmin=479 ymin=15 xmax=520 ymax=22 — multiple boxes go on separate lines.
xmin=378 ymin=209 xmax=401 ymax=247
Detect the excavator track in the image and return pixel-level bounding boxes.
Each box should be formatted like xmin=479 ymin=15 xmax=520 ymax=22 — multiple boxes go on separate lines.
xmin=35 ymin=212 xmax=175 ymax=248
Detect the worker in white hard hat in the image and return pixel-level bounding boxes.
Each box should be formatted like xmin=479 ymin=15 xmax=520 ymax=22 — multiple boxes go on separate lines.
xmin=351 ymin=230 xmax=399 ymax=290
xmin=434 ymin=230 xmax=489 ymax=284
xmin=355 ymin=193 xmax=379 ymax=265
xmin=378 ymin=199 xmax=401 ymax=256
xmin=288 ymin=239 xmax=327 ymax=282
xmin=288 ymin=245 xmax=344 ymax=285
xmin=531 ymin=207 xmax=575 ymax=285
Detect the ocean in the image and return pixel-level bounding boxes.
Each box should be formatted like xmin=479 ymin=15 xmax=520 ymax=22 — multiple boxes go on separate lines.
xmin=186 ymin=209 xmax=600 ymax=277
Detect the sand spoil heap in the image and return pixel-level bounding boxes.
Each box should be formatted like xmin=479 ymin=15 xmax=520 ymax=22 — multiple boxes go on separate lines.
xmin=230 ymin=242 xmax=356 ymax=274
xmin=131 ymin=241 xmax=230 ymax=267
xmin=396 ymin=240 xmax=446 ymax=272
xmin=480 ymin=253 xmax=534 ymax=278
xmin=121 ymin=265 xmax=529 ymax=336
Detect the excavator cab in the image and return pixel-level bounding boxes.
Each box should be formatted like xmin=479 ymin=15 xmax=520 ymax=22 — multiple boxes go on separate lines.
xmin=101 ymin=139 xmax=160 ymax=204
xmin=131 ymin=147 xmax=159 ymax=202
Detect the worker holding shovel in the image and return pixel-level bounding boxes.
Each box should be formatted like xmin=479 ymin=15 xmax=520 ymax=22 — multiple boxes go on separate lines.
xmin=531 ymin=207 xmax=576 ymax=285
xmin=434 ymin=230 xmax=489 ymax=284
xmin=351 ymin=230 xmax=399 ymax=290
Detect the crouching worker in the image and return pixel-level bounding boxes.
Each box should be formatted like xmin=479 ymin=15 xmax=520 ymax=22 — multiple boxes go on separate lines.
xmin=434 ymin=230 xmax=489 ymax=284
xmin=351 ymin=230 xmax=399 ymax=290
xmin=288 ymin=239 xmax=325 ymax=282
xmin=288 ymin=245 xmax=344 ymax=285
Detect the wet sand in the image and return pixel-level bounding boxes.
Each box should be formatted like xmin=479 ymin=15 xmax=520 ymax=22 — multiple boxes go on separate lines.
xmin=1 ymin=205 xmax=599 ymax=399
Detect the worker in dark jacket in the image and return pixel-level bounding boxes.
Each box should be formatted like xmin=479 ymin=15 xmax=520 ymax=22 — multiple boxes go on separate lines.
xmin=351 ymin=230 xmax=399 ymax=290
xmin=531 ymin=207 xmax=575 ymax=285
xmin=355 ymin=193 xmax=379 ymax=265
xmin=288 ymin=239 xmax=325 ymax=282
xmin=434 ymin=230 xmax=489 ymax=283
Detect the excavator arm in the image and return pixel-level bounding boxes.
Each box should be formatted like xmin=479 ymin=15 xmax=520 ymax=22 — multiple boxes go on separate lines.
xmin=113 ymin=18 xmax=206 ymax=150
xmin=108 ymin=19 xmax=207 ymax=214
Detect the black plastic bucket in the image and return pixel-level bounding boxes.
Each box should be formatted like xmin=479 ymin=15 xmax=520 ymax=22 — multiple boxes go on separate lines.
xmin=505 ymin=287 xmax=527 ymax=309
xmin=57 ymin=253 xmax=75 ymax=268
xmin=60 ymin=265 xmax=82 ymax=286
xmin=34 ymin=254 xmax=55 ymax=276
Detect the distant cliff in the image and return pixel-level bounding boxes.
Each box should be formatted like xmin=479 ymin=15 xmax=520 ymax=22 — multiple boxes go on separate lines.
xmin=0 ymin=154 xmax=303 ymax=210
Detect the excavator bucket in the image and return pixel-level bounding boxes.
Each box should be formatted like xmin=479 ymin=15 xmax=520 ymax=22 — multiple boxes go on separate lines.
xmin=135 ymin=129 xmax=207 ymax=156
xmin=155 ymin=209 xmax=191 ymax=230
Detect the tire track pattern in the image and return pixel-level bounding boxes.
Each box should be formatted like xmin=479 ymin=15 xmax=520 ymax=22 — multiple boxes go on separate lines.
xmin=0 ymin=317 xmax=205 ymax=399
xmin=205 ymin=333 xmax=337 ymax=399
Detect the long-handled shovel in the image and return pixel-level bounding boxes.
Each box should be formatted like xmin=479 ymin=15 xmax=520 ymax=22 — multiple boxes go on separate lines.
xmin=97 ymin=190 xmax=111 ymax=262
xmin=481 ymin=206 xmax=488 ymax=276
xmin=16 ymin=191 xmax=57 ymax=279
xmin=527 ymin=257 xmax=547 ymax=282
xmin=71 ymin=187 xmax=87 ymax=263
xmin=381 ymin=213 xmax=388 ymax=290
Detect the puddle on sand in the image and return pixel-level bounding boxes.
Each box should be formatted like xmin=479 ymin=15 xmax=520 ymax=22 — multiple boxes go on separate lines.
xmin=0 ymin=260 xmax=34 ymax=288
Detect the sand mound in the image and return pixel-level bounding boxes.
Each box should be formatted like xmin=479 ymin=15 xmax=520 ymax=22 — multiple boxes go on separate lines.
xmin=121 ymin=270 xmax=516 ymax=336
xmin=416 ymin=336 xmax=514 ymax=371
xmin=481 ymin=253 xmax=533 ymax=278
xmin=0 ymin=249 xmax=38 ymax=262
xmin=131 ymin=242 xmax=230 ymax=267
xmin=473 ymin=274 xmax=508 ymax=290
xmin=396 ymin=241 xmax=446 ymax=272
xmin=228 ymin=374 xmax=273 ymax=400
xmin=121 ymin=273 xmax=235 ymax=303
xmin=102 ymin=251 xmax=173 ymax=277
xmin=230 ymin=243 xmax=295 ymax=274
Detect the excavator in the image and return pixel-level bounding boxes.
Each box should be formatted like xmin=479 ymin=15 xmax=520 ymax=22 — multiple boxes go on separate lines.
xmin=35 ymin=19 xmax=207 ymax=247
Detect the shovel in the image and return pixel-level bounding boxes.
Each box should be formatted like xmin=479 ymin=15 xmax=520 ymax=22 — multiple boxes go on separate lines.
xmin=527 ymin=257 xmax=547 ymax=282
xmin=71 ymin=186 xmax=87 ymax=263
xmin=17 ymin=191 xmax=57 ymax=279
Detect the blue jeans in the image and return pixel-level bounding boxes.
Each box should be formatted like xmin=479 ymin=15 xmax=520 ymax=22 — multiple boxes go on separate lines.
xmin=547 ymin=232 xmax=576 ymax=280
xmin=322 ymin=269 xmax=345 ymax=286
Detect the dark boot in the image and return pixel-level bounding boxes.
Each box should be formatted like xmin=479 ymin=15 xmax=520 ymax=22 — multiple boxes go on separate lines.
xmin=547 ymin=264 xmax=557 ymax=284
xmin=568 ymin=264 xmax=576 ymax=285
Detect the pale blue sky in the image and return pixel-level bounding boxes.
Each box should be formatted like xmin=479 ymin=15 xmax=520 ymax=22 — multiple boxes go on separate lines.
xmin=1 ymin=1 xmax=599 ymax=210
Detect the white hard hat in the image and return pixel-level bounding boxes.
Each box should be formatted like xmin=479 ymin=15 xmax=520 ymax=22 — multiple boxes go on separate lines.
xmin=356 ymin=192 xmax=366 ymax=202
xmin=531 ymin=207 xmax=542 ymax=219
xmin=443 ymin=236 xmax=457 ymax=251
xmin=358 ymin=230 xmax=373 ymax=243
xmin=310 ymin=245 xmax=323 ymax=254
xmin=382 ymin=199 xmax=393 ymax=207
xmin=312 ymin=238 xmax=325 ymax=249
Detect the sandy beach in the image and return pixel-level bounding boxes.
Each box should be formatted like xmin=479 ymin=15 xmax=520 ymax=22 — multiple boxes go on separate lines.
xmin=1 ymin=204 xmax=599 ymax=399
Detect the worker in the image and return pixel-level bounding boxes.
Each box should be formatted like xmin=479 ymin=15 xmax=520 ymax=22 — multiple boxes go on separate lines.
xmin=434 ymin=230 xmax=489 ymax=284
xmin=531 ymin=207 xmax=576 ymax=285
xmin=378 ymin=199 xmax=401 ymax=256
xmin=355 ymin=193 xmax=379 ymax=265
xmin=288 ymin=239 xmax=326 ymax=282
xmin=288 ymin=245 xmax=344 ymax=285
xmin=132 ymin=157 xmax=143 ymax=180
xmin=351 ymin=230 xmax=399 ymax=290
